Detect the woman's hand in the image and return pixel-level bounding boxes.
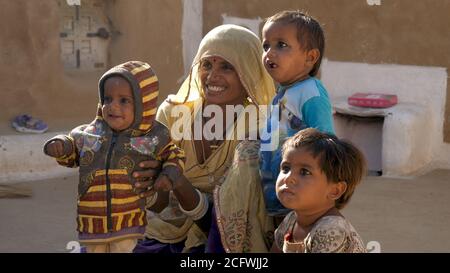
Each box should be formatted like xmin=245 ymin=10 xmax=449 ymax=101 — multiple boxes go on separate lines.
xmin=133 ymin=160 xmax=162 ymax=198
xmin=133 ymin=159 xmax=199 ymax=212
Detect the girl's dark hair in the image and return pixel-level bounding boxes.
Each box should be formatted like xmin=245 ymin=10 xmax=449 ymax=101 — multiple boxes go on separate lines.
xmin=282 ymin=128 xmax=367 ymax=209
xmin=265 ymin=10 xmax=325 ymax=77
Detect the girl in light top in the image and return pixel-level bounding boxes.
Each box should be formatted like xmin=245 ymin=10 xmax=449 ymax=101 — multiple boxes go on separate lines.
xmin=272 ymin=128 xmax=367 ymax=253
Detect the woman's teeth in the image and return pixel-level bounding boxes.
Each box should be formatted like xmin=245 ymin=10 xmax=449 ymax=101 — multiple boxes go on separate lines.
xmin=207 ymin=85 xmax=225 ymax=93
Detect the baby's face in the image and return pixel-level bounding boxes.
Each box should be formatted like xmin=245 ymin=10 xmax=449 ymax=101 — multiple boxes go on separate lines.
xmin=102 ymin=76 xmax=134 ymax=132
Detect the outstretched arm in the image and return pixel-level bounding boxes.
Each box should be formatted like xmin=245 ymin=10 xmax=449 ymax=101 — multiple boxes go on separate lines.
xmin=43 ymin=135 xmax=78 ymax=167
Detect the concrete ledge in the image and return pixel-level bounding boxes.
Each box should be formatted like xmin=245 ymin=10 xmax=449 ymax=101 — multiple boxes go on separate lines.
xmin=334 ymin=98 xmax=433 ymax=177
xmin=0 ymin=132 xmax=77 ymax=184
xmin=322 ymin=60 xmax=449 ymax=177
xmin=382 ymin=103 xmax=433 ymax=177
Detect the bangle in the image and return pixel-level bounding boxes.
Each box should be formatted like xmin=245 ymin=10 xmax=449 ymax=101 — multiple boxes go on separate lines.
xmin=146 ymin=192 xmax=159 ymax=208
xmin=178 ymin=189 xmax=208 ymax=220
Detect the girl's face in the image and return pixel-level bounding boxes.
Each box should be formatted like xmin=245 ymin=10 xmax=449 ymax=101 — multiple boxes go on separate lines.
xmin=199 ymin=56 xmax=247 ymax=106
xmin=262 ymin=22 xmax=315 ymax=85
xmin=276 ymin=146 xmax=337 ymax=214
xmin=102 ymin=76 xmax=134 ymax=132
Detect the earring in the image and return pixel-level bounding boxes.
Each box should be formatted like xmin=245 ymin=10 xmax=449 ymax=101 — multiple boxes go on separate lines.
xmin=243 ymin=97 xmax=250 ymax=107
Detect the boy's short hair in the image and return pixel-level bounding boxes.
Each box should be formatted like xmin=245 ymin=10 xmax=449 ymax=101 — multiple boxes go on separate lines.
xmin=281 ymin=128 xmax=367 ymax=209
xmin=265 ymin=10 xmax=325 ymax=77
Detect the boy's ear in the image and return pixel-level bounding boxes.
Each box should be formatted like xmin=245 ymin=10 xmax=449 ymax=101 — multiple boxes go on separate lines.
xmin=306 ymin=48 xmax=320 ymax=66
xmin=328 ymin=181 xmax=347 ymax=201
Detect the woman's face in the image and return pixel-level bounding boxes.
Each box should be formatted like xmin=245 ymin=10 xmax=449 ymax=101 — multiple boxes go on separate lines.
xmin=199 ymin=56 xmax=247 ymax=106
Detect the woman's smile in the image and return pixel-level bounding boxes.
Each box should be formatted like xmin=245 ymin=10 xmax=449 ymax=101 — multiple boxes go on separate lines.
xmin=205 ymin=84 xmax=226 ymax=94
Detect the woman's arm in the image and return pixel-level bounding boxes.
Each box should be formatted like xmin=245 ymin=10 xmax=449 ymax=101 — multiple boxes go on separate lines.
xmin=133 ymin=159 xmax=201 ymax=212
xmin=171 ymin=174 xmax=199 ymax=211
xmin=134 ymin=100 xmax=203 ymax=213
xmin=145 ymin=190 xmax=170 ymax=213
xmin=133 ymin=160 xmax=169 ymax=213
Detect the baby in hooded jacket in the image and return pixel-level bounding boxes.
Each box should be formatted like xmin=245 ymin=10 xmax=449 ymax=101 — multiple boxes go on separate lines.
xmin=43 ymin=61 xmax=185 ymax=253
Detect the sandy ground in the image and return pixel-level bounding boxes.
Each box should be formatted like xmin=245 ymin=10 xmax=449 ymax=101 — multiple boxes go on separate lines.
xmin=0 ymin=169 xmax=449 ymax=253
xmin=343 ymin=169 xmax=450 ymax=252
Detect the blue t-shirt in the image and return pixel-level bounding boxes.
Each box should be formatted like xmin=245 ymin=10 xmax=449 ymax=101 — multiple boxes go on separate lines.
xmin=260 ymin=77 xmax=335 ymax=215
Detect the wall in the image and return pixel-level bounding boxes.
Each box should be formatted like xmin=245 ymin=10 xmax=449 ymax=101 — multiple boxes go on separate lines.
xmin=0 ymin=0 xmax=100 ymax=134
xmin=202 ymin=0 xmax=450 ymax=143
xmin=321 ymin=60 xmax=448 ymax=175
xmin=2 ymin=0 xmax=448 ymax=139
xmin=1 ymin=0 xmax=449 ymax=181
xmin=105 ymin=0 xmax=184 ymax=96
xmin=0 ymin=0 xmax=186 ymax=183
xmin=0 ymin=0 xmax=185 ymax=135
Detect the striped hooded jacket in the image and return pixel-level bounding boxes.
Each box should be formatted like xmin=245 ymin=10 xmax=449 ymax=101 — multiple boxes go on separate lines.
xmin=44 ymin=61 xmax=185 ymax=243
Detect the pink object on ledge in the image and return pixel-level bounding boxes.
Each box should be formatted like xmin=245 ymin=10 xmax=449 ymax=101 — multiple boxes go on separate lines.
xmin=348 ymin=93 xmax=398 ymax=108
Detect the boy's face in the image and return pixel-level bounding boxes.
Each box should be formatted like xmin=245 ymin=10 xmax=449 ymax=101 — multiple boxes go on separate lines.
xmin=102 ymin=76 xmax=134 ymax=132
xmin=262 ymin=22 xmax=316 ymax=85
xmin=276 ymin=146 xmax=337 ymax=213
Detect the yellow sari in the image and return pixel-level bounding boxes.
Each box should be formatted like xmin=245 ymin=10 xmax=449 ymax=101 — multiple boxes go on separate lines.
xmin=145 ymin=24 xmax=275 ymax=252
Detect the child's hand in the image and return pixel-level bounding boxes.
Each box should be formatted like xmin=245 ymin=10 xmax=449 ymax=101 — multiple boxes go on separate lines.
xmin=44 ymin=140 xmax=67 ymax=158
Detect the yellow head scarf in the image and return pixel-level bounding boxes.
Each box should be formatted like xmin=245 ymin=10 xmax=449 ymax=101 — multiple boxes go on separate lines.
xmin=168 ymin=24 xmax=275 ymax=107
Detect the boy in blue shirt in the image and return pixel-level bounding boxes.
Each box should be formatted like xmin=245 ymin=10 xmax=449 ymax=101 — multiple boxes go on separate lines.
xmin=260 ymin=10 xmax=335 ymax=216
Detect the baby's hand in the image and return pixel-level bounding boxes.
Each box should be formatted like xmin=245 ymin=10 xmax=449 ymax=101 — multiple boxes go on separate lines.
xmin=44 ymin=140 xmax=67 ymax=158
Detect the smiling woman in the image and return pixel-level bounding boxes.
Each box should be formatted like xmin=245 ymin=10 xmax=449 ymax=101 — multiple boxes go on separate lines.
xmin=199 ymin=56 xmax=247 ymax=107
xmin=133 ymin=24 xmax=276 ymax=253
